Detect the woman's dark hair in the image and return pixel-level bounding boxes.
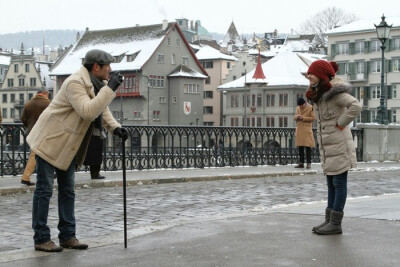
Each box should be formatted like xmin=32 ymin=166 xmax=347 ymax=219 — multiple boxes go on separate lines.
xmin=306 ymin=79 xmax=332 ymax=103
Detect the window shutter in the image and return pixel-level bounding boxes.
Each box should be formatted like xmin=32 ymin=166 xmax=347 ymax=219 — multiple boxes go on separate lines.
xmin=361 ymin=109 xmax=370 ymax=123
xmin=331 ymin=44 xmax=337 ymax=58
xmin=349 ymin=62 xmax=356 ymax=80
xmin=349 ymin=42 xmax=355 ymax=55
xmin=337 ymin=63 xmax=345 ymax=75
xmin=364 ymin=62 xmax=369 ymax=80
xmin=388 ymin=109 xmax=393 ymax=123
xmin=364 ymin=41 xmax=369 ymax=53
xmin=387 ymin=85 xmax=393 ymax=99
xmin=384 ymin=59 xmax=389 ymax=73
xmin=388 ymin=60 xmax=392 ymax=72
xmin=364 ymin=86 xmax=370 ymax=101
xmin=389 ymin=39 xmax=393 ymax=51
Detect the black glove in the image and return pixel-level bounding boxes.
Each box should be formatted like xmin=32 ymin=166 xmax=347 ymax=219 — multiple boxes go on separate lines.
xmin=114 ymin=127 xmax=129 ymax=141
xmin=108 ymin=72 xmax=124 ymax=91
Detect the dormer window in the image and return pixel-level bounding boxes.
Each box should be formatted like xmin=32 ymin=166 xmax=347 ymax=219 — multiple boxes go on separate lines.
xmin=127 ymin=51 xmax=140 ymax=62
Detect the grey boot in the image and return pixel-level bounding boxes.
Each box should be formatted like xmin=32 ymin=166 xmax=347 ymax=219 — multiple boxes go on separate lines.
xmin=312 ymin=208 xmax=332 ymax=232
xmin=315 ymin=210 xmax=343 ymax=235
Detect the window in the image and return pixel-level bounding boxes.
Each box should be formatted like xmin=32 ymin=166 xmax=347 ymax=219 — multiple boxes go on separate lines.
xmin=2 ymin=94 xmax=7 ymax=103
xmin=242 ymin=94 xmax=250 ymax=107
xmin=153 ymin=110 xmax=160 ymax=120
xmin=171 ymin=54 xmax=176 ymax=64
xmin=149 ymin=75 xmax=165 ymax=88
xmin=266 ymin=94 xmax=275 ymax=107
xmin=393 ymin=85 xmax=398 ymax=99
xmin=14 ymin=64 xmax=18 ymax=73
xmin=167 ymin=37 xmax=171 ymax=46
xmin=278 ymin=116 xmax=288 ymax=127
xmin=157 ymin=54 xmax=164 ymax=64
xmin=227 ymin=62 xmax=231 ymax=69
xmin=184 ymin=84 xmax=199 ymax=94
xmin=230 ymin=95 xmax=239 ymax=107
xmin=371 ymin=60 xmax=381 ymax=73
xmin=279 ymin=93 xmax=288 ymax=106
xmin=356 ymin=62 xmax=364 ymax=73
xmin=2 ymin=108 xmax=6 ymax=118
xmin=230 ymin=117 xmax=239 ymax=126
xmin=176 ymin=39 xmax=181 ymax=47
xmin=371 ymin=86 xmax=381 ymax=99
xmin=30 ymin=78 xmax=36 ymax=86
xmin=28 ymin=93 xmax=33 ymax=100
xmin=117 ymin=74 xmax=139 ymax=96
xmin=19 ymin=78 xmax=25 ymax=87
xmin=266 ymin=116 xmax=274 ymax=127
xmin=355 ymin=41 xmax=365 ymax=53
xmin=10 ymin=108 xmax=15 ymax=118
xmin=133 ymin=111 xmax=141 ymax=120
xmin=393 ymin=110 xmax=397 ymax=123
xmin=159 ymin=96 xmax=167 ymax=103
xmin=338 ymin=43 xmax=349 ymax=55
xmin=182 ymin=57 xmax=188 ymax=66
xmin=204 ymin=91 xmax=213 ymax=99
xmin=10 ymin=94 xmax=15 ymax=102
xmin=257 ymin=94 xmax=262 ymax=107
xmin=371 ymin=40 xmax=380 ymax=52
xmin=203 ymin=106 xmax=213 ymax=114
xmin=394 ymin=38 xmax=400 ymax=50
xmin=371 ymin=110 xmax=377 ymax=121
xmin=203 ymin=122 xmax=214 ymax=126
xmin=7 ymin=79 xmax=14 ymax=87
xmin=205 ymin=77 xmax=210 ymax=84
xmin=257 ymin=117 xmax=262 ymax=127
xmin=19 ymin=93 xmax=24 ymax=102
xmin=25 ymin=64 xmax=29 ymax=72
xmin=251 ymin=94 xmax=256 ymax=106
xmin=393 ymin=59 xmax=400 ymax=72
xmin=202 ymin=61 xmax=213 ymax=68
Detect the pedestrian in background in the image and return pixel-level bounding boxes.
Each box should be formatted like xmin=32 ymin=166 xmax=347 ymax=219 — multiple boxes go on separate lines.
xmin=20 ymin=88 xmax=51 ymax=186
xmin=294 ymin=97 xmax=315 ymax=169
xmin=27 ymin=49 xmax=129 ymax=252
xmin=306 ymin=60 xmax=361 ymax=235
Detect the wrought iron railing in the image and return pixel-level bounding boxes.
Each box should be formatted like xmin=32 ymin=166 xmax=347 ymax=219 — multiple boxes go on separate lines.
xmin=0 ymin=123 xmax=364 ymax=176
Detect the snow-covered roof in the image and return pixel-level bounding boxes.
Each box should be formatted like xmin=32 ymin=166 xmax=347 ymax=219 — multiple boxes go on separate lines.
xmin=0 ymin=54 xmax=11 ymax=65
xmin=195 ymin=45 xmax=237 ymax=61
xmin=50 ymin=22 xmax=176 ymax=76
xmin=218 ymin=51 xmax=318 ymax=90
xmin=168 ymin=65 xmax=207 ymax=79
xmin=327 ymin=16 xmax=400 ymax=35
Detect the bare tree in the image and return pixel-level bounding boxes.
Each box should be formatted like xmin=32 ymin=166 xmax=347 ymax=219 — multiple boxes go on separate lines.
xmin=297 ymin=7 xmax=357 ymax=51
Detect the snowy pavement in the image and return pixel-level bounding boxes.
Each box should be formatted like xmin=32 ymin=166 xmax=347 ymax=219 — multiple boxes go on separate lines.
xmin=1 ymin=161 xmax=400 ymax=265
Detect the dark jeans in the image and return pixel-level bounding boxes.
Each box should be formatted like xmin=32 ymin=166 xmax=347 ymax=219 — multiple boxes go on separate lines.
xmin=326 ymin=171 xmax=348 ymax=212
xmin=298 ymin=146 xmax=311 ymax=164
xmin=32 ymin=155 xmax=76 ymax=244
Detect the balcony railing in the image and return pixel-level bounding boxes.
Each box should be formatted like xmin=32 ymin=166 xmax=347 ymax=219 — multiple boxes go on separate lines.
xmin=0 ymin=123 xmax=364 ymax=176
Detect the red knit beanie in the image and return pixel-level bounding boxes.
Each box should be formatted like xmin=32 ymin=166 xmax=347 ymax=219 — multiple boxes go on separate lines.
xmin=307 ymin=60 xmax=338 ymax=81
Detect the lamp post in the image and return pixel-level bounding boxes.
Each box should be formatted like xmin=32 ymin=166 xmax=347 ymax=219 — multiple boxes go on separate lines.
xmin=374 ymin=14 xmax=392 ymax=125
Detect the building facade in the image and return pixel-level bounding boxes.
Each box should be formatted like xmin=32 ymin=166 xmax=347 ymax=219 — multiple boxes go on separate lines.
xmin=326 ymin=16 xmax=400 ymax=123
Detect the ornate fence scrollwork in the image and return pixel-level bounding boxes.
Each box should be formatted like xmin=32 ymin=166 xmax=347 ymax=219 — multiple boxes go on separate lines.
xmin=0 ymin=123 xmax=364 ymax=176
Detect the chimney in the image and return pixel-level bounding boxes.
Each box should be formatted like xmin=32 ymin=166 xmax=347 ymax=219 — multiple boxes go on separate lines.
xmin=162 ymin=19 xmax=168 ymax=31
xmin=76 ymin=32 xmax=81 ymax=42
xmin=85 ymin=27 xmax=89 ymax=33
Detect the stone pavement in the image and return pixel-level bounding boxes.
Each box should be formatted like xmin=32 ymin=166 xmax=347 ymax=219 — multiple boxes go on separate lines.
xmin=1 ymin=162 xmax=400 ymax=266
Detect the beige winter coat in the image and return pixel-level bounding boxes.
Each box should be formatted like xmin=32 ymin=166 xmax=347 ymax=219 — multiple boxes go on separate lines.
xmin=294 ymin=103 xmax=315 ymax=147
xmin=27 ymin=66 xmax=120 ymax=171
xmin=313 ymin=77 xmax=362 ymax=175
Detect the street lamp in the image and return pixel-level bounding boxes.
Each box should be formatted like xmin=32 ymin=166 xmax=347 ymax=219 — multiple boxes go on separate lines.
xmin=374 ymin=14 xmax=392 ymax=125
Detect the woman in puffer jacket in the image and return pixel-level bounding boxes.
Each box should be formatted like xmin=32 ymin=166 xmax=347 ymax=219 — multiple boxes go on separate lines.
xmin=306 ymin=60 xmax=362 ymax=235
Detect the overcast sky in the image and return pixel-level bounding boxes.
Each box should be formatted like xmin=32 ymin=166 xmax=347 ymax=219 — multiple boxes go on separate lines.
xmin=1 ymin=0 xmax=399 ymax=35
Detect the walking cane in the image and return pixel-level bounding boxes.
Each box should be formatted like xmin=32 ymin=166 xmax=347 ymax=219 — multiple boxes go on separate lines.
xmin=122 ymin=138 xmax=127 ymax=248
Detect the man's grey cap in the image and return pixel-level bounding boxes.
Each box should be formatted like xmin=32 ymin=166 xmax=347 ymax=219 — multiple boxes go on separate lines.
xmin=83 ymin=49 xmax=116 ymax=65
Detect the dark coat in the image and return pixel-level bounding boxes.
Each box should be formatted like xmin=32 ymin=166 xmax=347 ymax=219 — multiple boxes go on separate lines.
xmin=21 ymin=94 xmax=51 ymax=135
xmin=84 ymin=135 xmax=103 ymax=166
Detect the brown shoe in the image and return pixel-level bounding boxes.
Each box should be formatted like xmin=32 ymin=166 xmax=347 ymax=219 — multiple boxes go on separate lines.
xmin=306 ymin=163 xmax=311 ymax=169
xmin=21 ymin=180 xmax=35 ymax=186
xmin=60 ymin=237 xmax=88 ymax=250
xmin=294 ymin=163 xmax=304 ymax=168
xmin=34 ymin=240 xmax=63 ymax=252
